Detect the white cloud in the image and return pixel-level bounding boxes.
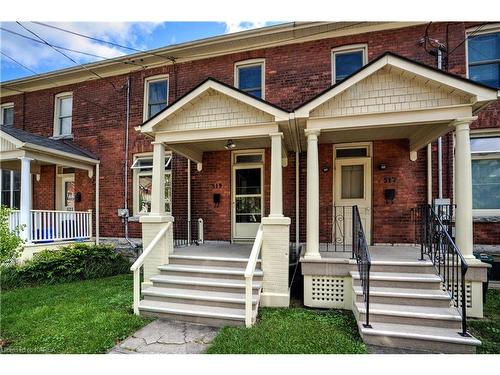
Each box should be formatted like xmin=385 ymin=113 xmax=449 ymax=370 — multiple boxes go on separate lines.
xmin=223 ymin=21 xmax=271 ymax=34
xmin=0 ymin=22 xmax=163 ymax=74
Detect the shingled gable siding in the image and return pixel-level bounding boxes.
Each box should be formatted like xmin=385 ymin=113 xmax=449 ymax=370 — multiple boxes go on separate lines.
xmin=1 ymin=22 xmax=498 ymax=242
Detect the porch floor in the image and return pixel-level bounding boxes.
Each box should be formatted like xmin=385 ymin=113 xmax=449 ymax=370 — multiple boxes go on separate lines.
xmin=319 ymin=244 xmax=421 ymax=262
xmin=173 ymin=242 xmax=252 ymax=258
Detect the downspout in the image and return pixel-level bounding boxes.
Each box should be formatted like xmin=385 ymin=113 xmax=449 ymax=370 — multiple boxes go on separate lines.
xmin=437 ymin=48 xmax=444 ymax=200
xmin=427 ymin=144 xmax=432 ymax=204
xmin=187 ymin=159 xmax=191 ymax=244
xmin=295 ymin=151 xmax=300 ymax=250
xmin=123 ymin=76 xmax=136 ymax=248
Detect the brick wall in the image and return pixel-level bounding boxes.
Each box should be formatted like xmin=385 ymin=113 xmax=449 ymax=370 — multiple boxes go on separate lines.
xmin=1 ymin=22 xmax=498 ymax=243
xmin=32 ymin=165 xmax=55 ymax=210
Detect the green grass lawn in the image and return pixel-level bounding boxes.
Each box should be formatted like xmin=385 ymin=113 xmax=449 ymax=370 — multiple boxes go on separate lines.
xmin=469 ymin=288 xmax=500 ymax=354
xmin=207 ymin=307 xmax=367 ymax=354
xmin=0 ymin=274 xmax=150 ymax=354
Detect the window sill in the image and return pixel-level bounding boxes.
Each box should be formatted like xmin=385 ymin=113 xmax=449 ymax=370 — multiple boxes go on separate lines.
xmin=50 ymin=134 xmax=74 ymax=140
xmin=473 ymin=216 xmax=500 ymax=223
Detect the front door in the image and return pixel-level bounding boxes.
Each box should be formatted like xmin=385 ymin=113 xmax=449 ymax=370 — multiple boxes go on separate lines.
xmin=334 ymin=148 xmax=372 ymax=244
xmin=61 ymin=176 xmax=75 ymax=211
xmin=232 ymin=152 xmax=264 ymax=241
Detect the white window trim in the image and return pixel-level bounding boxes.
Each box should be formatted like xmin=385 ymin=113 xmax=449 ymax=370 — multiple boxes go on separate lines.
xmin=131 ymin=151 xmax=172 ymax=218
xmin=465 ymin=23 xmax=500 ymax=80
xmin=234 ymin=59 xmax=266 ymax=99
xmin=469 ymin=130 xmax=500 ymax=217
xmin=0 ymin=102 xmax=14 ymax=126
xmin=53 ymin=92 xmax=73 ymax=138
xmin=143 ymin=74 xmax=169 ymax=122
xmin=331 ymin=44 xmax=368 ymax=84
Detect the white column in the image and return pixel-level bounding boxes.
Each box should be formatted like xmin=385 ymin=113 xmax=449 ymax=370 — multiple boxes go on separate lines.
xmin=269 ymin=132 xmax=284 ymax=218
xmin=452 ymin=117 xmax=477 ymax=259
xmin=19 ymin=157 xmax=33 ymax=242
xmin=150 ymin=142 xmax=166 ymax=216
xmin=305 ymin=129 xmax=321 ymax=259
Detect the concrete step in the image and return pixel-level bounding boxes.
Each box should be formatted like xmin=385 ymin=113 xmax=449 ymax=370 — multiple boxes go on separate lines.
xmin=370 ymin=260 xmax=436 ymax=274
xmin=351 ymin=271 xmax=442 ymax=289
xmin=352 ymin=285 xmax=451 ymax=307
xmin=353 ymin=301 xmax=462 ymax=329
xmin=150 ymin=274 xmax=262 ymax=294
xmin=142 ymin=286 xmax=258 ymax=309
xmin=138 ymin=299 xmax=256 ymax=327
xmin=158 ymin=264 xmax=263 ymax=280
xmin=169 ymin=254 xmax=260 ymax=268
xmin=359 ymin=321 xmax=480 ymax=354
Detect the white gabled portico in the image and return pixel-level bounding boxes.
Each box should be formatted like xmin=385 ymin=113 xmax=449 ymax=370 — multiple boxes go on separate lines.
xmin=135 ymin=78 xmax=294 ymax=317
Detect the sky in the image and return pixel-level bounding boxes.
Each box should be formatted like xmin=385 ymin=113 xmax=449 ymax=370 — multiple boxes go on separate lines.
xmin=0 ymin=21 xmax=282 ymax=82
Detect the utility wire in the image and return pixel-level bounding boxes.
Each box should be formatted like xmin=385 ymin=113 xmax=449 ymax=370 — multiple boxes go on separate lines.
xmin=32 ymin=21 xmax=176 ymax=63
xmin=0 ymin=26 xmax=147 ymax=68
xmin=16 ymin=21 xmax=121 ymax=92
xmin=1 ymin=50 xmax=120 ymax=115
xmin=446 ymin=23 xmax=488 ymax=57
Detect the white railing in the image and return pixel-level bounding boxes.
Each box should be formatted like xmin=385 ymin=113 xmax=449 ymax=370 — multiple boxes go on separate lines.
xmin=244 ymin=224 xmax=264 ymax=327
xmin=30 ymin=209 xmax=92 ymax=243
xmin=130 ymin=222 xmax=172 ymax=315
xmin=8 ymin=210 xmax=20 ymax=232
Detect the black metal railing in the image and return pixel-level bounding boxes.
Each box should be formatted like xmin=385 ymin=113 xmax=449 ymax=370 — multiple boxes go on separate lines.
xmin=173 ymin=219 xmax=201 ymax=247
xmin=320 ymin=205 xmax=352 ymax=252
xmin=417 ymin=204 xmax=469 ymax=336
xmin=352 ymin=205 xmax=372 ymax=328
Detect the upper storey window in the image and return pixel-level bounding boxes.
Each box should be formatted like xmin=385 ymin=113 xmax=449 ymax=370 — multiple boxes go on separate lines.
xmin=332 ymin=44 xmax=367 ymax=84
xmin=144 ymin=75 xmax=169 ymax=120
xmin=0 ymin=103 xmax=14 ymax=126
xmin=54 ymin=92 xmax=73 ymax=137
xmin=235 ymin=59 xmax=265 ymax=99
xmin=467 ymin=26 xmax=500 ymax=88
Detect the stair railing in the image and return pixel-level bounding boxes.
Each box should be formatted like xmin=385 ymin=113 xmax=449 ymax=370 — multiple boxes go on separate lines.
xmin=244 ymin=224 xmax=264 ymax=327
xmin=418 ymin=204 xmax=470 ymax=336
xmin=352 ymin=205 xmax=372 ymax=328
xmin=130 ymin=222 xmax=172 ymax=315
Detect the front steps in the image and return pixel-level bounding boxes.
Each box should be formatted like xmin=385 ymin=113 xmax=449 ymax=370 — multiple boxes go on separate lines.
xmin=138 ymin=253 xmax=262 ymax=327
xmin=351 ymin=259 xmax=481 ymax=353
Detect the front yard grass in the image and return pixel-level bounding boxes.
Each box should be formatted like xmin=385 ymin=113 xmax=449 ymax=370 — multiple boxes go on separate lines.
xmin=207 ymin=307 xmax=367 ymax=354
xmin=469 ymin=288 xmax=500 ymax=354
xmin=0 ymin=274 xmax=150 ymax=354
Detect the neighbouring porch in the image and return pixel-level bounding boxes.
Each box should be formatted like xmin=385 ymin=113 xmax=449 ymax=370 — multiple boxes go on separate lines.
xmin=1 ymin=126 xmax=100 ymax=258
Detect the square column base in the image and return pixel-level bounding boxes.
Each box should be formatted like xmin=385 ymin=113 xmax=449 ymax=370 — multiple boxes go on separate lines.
xmin=260 ymin=216 xmax=291 ymax=308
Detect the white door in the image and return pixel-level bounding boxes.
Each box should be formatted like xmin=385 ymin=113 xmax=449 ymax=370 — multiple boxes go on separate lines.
xmin=232 ymin=160 xmax=263 ymax=241
xmin=334 ymin=156 xmax=372 ymax=244
xmin=61 ymin=176 xmax=75 ymax=211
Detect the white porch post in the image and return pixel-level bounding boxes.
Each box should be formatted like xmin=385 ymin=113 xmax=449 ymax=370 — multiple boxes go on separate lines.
xmin=150 ymin=142 xmax=166 ymax=216
xmin=305 ymin=129 xmax=321 ymax=259
xmin=269 ymin=132 xmax=284 ymax=217
xmin=19 ymin=156 xmax=32 ymax=242
xmin=452 ymin=117 xmax=477 ymax=259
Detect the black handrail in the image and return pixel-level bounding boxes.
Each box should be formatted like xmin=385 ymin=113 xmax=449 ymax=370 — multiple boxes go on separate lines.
xmin=352 ymin=205 xmax=372 ymax=328
xmin=418 ymin=204 xmax=470 ymax=336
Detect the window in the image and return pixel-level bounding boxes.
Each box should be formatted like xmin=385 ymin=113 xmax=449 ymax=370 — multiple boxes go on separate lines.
xmin=471 ymin=134 xmax=500 ymax=213
xmin=332 ymin=44 xmax=367 ymax=84
xmin=131 ymin=153 xmax=172 ymax=215
xmin=1 ymin=103 xmax=14 ymax=126
xmin=467 ymin=26 xmax=500 ymax=88
xmin=235 ymin=59 xmax=265 ymax=99
xmin=53 ymin=92 xmax=73 ymax=137
xmin=1 ymin=169 xmax=21 ymax=209
xmin=144 ymin=75 xmax=169 ymax=120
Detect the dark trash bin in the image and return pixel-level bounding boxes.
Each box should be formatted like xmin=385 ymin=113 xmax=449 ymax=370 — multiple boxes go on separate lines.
xmin=473 ymin=251 xmax=494 ymax=303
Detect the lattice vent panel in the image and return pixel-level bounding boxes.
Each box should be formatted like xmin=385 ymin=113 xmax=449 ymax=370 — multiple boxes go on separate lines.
xmin=441 ymin=281 xmax=472 ymax=309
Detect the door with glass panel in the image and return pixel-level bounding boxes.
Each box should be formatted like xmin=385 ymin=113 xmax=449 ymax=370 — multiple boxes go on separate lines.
xmin=334 ymin=148 xmax=372 ymax=245
xmin=232 ymin=153 xmax=264 ymax=241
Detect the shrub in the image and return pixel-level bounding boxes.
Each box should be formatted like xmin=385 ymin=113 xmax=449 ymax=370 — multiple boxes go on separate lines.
xmin=0 ymin=243 xmax=131 ymax=290
xmin=0 ymin=205 xmax=25 ymax=265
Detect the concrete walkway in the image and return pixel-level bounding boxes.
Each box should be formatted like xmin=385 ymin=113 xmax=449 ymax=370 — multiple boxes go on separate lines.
xmin=109 ymin=319 xmax=219 ymax=354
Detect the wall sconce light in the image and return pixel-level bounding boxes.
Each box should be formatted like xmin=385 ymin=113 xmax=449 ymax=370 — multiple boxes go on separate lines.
xmin=378 ymin=163 xmax=387 ymax=171
xmin=322 ymin=164 xmax=330 ymax=173
xmin=224 ymin=139 xmax=236 ymax=150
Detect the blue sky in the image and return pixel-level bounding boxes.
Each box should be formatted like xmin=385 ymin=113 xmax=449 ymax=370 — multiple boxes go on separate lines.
xmin=0 ymin=21 xmax=282 ymax=82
